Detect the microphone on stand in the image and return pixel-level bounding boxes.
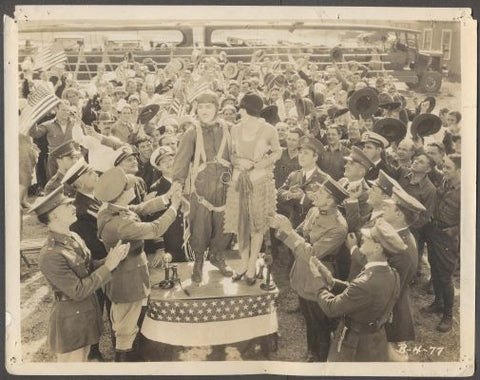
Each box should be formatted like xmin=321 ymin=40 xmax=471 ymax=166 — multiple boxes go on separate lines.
xmin=163 ymin=253 xmax=173 ymax=281
xmin=159 ymin=253 xmax=174 ymax=289
xmin=260 ymin=254 xmax=276 ymax=291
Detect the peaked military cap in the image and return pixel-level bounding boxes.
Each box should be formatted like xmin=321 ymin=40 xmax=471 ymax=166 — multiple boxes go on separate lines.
xmin=150 ymin=146 xmax=176 ymax=169
xmin=94 ymin=167 xmax=128 ymax=202
xmin=368 ymin=169 xmax=401 ymax=196
xmin=361 ymin=131 xmax=390 ymax=149
xmin=361 ymin=218 xmax=408 ymax=253
xmin=61 ymin=157 xmax=93 ymax=186
xmin=345 ymin=146 xmax=375 ymax=170
xmin=112 ymin=145 xmax=139 ymax=167
xmin=50 ymin=140 xmax=81 ymax=160
xmin=321 ymin=176 xmax=350 ymax=204
xmin=28 ymin=185 xmax=74 ymax=217
xmin=384 ymin=186 xmax=427 ymax=214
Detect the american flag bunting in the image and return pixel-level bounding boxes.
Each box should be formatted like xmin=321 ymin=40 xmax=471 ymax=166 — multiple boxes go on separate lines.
xmin=142 ymin=292 xmax=279 ymax=346
xmin=147 ymin=294 xmax=277 ymax=323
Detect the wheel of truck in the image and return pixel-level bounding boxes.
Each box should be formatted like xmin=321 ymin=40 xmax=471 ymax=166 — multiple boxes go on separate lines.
xmin=419 ymin=71 xmax=442 ymax=92
xmin=406 ymin=82 xmax=419 ymax=90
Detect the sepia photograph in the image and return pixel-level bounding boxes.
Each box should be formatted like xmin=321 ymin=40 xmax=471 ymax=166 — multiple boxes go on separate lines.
xmin=4 ymin=5 xmax=476 ymax=377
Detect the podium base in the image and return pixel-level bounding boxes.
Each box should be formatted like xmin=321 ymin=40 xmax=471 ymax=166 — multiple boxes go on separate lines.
xmin=260 ymin=282 xmax=276 ymax=291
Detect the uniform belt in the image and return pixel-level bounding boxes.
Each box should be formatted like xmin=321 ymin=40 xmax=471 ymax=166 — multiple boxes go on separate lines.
xmin=54 ymin=291 xmax=71 ymax=302
xmin=344 ymin=316 xmax=380 ymax=334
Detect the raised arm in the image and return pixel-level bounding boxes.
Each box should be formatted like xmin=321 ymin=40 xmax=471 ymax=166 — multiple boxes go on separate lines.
xmin=316 ymin=277 xmax=371 ymax=318
xmin=29 ymin=122 xmax=48 ymax=139
xmin=129 ymin=196 xmax=169 ymax=217
xmin=114 ymin=208 xmax=177 ymax=241
xmin=172 ymin=127 xmax=196 ymax=186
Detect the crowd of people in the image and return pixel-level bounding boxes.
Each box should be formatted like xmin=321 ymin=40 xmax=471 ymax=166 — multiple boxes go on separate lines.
xmin=19 ymin=46 xmax=462 ymax=363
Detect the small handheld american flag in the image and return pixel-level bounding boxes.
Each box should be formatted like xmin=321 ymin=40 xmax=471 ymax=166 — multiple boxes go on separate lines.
xmin=157 ymin=93 xmax=174 ymax=109
xmin=19 ymin=84 xmax=60 ymax=135
xmin=169 ymin=98 xmax=186 ymax=118
xmin=186 ymin=81 xmax=210 ymax=104
xmin=32 ymin=44 xmax=67 ymax=72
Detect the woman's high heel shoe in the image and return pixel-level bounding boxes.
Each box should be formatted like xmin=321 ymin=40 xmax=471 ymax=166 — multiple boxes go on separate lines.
xmin=244 ymin=276 xmax=256 ymax=286
xmin=232 ymin=271 xmax=246 ymax=282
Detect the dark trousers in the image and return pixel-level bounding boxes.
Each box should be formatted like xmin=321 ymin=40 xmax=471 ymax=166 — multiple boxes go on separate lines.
xmin=298 ymin=296 xmax=331 ymax=361
xmin=46 ymin=156 xmax=58 ymax=181
xmin=336 ymin=245 xmax=351 ymax=281
xmin=411 ymin=226 xmax=427 ymax=273
xmin=33 ymin=135 xmax=48 ymax=188
xmin=269 ymin=228 xmax=282 ymax=258
xmin=424 ymin=223 xmax=458 ymax=317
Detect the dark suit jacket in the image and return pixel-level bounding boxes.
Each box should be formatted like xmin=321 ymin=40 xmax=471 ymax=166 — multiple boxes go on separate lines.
xmin=150 ymin=176 xmax=187 ymax=262
xmin=70 ymin=192 xmax=107 ymax=261
xmin=364 ymin=159 xmax=396 ymax=181
xmin=137 ymin=160 xmax=160 ymax=191
xmin=278 ymin=166 xmax=328 ymax=228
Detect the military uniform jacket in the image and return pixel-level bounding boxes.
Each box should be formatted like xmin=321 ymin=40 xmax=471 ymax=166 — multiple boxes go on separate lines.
xmin=39 ymin=231 xmax=112 ymax=354
xmin=316 ymin=264 xmax=400 ymax=362
xmin=276 ymin=208 xmax=348 ymax=301
xmin=384 ymin=227 xmax=418 ymax=342
xmin=97 ymin=197 xmax=176 ymax=303
xmin=349 ymin=225 xmax=418 ymax=342
xmin=278 ymin=166 xmax=328 ymax=228
xmin=70 ymin=192 xmax=107 ymax=261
